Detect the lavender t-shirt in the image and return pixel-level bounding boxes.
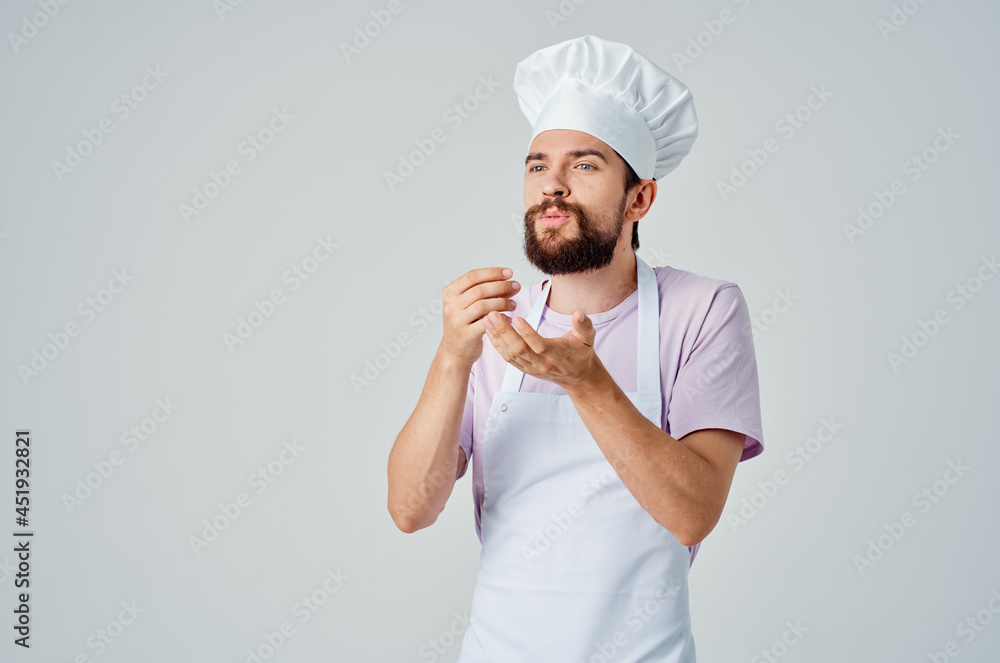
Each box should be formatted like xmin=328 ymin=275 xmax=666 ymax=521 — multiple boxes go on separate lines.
xmin=458 ymin=265 xmax=764 ymax=566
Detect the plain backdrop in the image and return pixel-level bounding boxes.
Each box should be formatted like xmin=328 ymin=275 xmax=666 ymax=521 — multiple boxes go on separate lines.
xmin=1 ymin=1 xmax=999 ymax=661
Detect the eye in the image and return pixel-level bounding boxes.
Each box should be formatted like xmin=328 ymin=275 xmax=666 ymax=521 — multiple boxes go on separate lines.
xmin=577 ymin=163 xmax=595 ymax=170
xmin=528 ymin=165 xmax=546 ymax=172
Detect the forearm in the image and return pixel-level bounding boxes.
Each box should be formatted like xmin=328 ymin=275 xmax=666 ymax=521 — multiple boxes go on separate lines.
xmin=387 ymin=341 xmax=471 ymax=533
xmin=563 ymin=362 xmax=724 ymax=546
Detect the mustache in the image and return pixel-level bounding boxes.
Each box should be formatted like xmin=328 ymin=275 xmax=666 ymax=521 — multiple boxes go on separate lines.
xmin=525 ymin=197 xmax=585 ymax=222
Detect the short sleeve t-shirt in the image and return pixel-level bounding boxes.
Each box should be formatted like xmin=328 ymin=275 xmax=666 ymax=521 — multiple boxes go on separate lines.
xmin=458 ymin=264 xmax=764 ymax=566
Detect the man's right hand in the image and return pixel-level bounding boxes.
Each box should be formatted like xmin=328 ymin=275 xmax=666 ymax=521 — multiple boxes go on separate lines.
xmin=441 ymin=267 xmax=520 ymax=368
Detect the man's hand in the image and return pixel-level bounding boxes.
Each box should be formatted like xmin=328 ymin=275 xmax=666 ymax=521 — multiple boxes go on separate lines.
xmin=441 ymin=268 xmax=520 ymax=368
xmin=483 ymin=309 xmax=600 ymax=389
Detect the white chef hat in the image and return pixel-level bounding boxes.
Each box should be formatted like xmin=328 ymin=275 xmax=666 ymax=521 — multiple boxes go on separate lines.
xmin=513 ymin=35 xmax=698 ymax=181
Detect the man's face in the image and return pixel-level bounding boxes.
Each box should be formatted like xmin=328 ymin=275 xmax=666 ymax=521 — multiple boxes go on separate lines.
xmin=522 ymin=129 xmax=632 ymax=275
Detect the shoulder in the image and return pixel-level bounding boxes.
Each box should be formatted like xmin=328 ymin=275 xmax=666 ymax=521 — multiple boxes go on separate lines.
xmin=654 ymin=265 xmax=746 ymax=313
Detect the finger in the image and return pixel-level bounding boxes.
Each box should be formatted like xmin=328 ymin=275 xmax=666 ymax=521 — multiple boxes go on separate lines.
xmin=511 ymin=317 xmax=546 ymax=354
xmin=488 ymin=331 xmax=529 ymax=371
xmin=465 ymin=298 xmax=519 ymax=341
xmin=571 ymin=310 xmax=595 ymax=346
xmin=445 ymin=267 xmax=514 ymax=301
xmin=484 ymin=317 xmax=510 ymax=357
xmin=486 ymin=312 xmax=537 ymax=364
xmin=460 ymin=281 xmax=521 ymax=321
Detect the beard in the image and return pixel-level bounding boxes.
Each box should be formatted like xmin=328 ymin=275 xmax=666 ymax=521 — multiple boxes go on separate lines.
xmin=523 ymin=195 xmax=627 ymax=275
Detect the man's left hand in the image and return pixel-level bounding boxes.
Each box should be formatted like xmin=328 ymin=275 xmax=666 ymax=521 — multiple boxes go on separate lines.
xmin=484 ymin=310 xmax=600 ymax=389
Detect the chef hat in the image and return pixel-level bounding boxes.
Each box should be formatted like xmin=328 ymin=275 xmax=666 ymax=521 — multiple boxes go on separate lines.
xmin=513 ymin=35 xmax=698 ymax=181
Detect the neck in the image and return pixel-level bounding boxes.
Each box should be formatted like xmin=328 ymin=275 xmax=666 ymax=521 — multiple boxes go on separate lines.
xmin=545 ymin=244 xmax=638 ymax=316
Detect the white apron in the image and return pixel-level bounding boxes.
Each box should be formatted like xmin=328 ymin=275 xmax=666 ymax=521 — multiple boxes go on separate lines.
xmin=457 ymin=255 xmax=696 ymax=663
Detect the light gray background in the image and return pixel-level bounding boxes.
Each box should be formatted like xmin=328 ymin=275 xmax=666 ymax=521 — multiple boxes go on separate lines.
xmin=1 ymin=0 xmax=999 ymax=661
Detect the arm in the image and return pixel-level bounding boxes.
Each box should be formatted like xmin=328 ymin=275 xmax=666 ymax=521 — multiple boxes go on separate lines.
xmin=386 ymin=342 xmax=472 ymax=533
xmin=562 ymin=361 xmax=743 ymax=546
xmin=387 ymin=267 xmax=520 ymax=533
xmin=482 ymin=305 xmax=748 ymax=547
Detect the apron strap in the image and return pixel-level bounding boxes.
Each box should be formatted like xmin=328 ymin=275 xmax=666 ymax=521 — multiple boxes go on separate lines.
xmin=498 ymin=255 xmax=660 ymax=395
xmin=635 ymin=254 xmax=661 ymax=395
xmin=499 ymin=278 xmax=552 ymax=393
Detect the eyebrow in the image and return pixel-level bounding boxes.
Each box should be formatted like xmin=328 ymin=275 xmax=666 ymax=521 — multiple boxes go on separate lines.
xmin=525 ymin=149 xmax=610 ymax=166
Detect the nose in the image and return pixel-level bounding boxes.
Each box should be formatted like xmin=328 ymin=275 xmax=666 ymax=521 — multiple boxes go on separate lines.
xmin=539 ymin=168 xmax=568 ymax=199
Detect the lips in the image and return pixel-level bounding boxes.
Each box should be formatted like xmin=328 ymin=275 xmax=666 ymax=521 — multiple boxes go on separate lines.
xmin=539 ymin=207 xmax=571 ymax=226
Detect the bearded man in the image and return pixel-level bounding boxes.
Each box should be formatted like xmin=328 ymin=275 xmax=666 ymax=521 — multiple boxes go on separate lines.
xmin=388 ymin=35 xmax=765 ymax=662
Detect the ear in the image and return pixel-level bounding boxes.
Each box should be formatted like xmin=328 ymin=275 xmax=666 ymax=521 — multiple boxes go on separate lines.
xmin=625 ymin=179 xmax=657 ymax=222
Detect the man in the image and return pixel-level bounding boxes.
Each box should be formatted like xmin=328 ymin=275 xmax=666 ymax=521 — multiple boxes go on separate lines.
xmin=387 ymin=35 xmax=764 ymax=662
